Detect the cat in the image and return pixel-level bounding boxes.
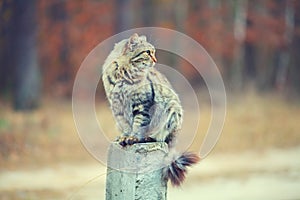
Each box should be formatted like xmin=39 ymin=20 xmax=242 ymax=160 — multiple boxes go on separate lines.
xmin=102 ymin=33 xmax=200 ymax=186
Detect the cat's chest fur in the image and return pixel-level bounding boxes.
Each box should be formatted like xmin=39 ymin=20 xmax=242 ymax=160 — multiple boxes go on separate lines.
xmin=111 ymin=73 xmax=154 ymax=114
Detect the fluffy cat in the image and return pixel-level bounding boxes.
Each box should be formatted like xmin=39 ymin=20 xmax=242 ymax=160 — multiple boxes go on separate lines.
xmin=102 ymin=33 xmax=200 ymax=186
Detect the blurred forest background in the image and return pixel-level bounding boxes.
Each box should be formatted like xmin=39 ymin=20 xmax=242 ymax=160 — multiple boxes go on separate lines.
xmin=1 ymin=0 xmax=300 ymax=108
xmin=1 ymin=0 xmax=300 ymax=199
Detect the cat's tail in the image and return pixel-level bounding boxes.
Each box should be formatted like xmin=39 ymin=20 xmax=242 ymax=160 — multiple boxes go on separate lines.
xmin=163 ymin=151 xmax=200 ymax=186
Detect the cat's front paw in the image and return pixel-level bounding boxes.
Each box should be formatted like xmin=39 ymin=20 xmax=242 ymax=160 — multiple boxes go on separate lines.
xmin=126 ymin=136 xmax=139 ymax=145
xmin=115 ymin=136 xmax=127 ymax=147
xmin=116 ymin=136 xmax=139 ymax=147
xmin=140 ymin=137 xmax=156 ymax=143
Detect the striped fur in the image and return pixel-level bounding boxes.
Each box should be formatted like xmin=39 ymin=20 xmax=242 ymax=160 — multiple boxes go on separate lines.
xmin=163 ymin=152 xmax=200 ymax=186
xmin=102 ymin=33 xmax=200 ymax=186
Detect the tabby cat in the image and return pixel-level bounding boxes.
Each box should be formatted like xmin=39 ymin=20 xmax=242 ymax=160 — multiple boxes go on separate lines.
xmin=102 ymin=33 xmax=199 ymax=186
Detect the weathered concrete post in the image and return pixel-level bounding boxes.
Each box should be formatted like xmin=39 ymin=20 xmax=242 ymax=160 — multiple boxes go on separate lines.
xmin=106 ymin=142 xmax=168 ymax=200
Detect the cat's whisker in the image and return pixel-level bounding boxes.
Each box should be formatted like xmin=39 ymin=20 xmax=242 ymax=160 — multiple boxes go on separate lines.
xmin=67 ymin=171 xmax=108 ymax=200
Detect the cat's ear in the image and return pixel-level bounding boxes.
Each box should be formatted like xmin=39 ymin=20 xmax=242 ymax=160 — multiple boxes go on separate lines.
xmin=129 ymin=33 xmax=139 ymax=44
xmin=123 ymin=33 xmax=139 ymax=53
xmin=139 ymin=35 xmax=147 ymax=42
xmin=131 ymin=34 xmax=147 ymax=42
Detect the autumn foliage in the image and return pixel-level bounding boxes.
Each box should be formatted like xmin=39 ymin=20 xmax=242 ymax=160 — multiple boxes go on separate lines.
xmin=1 ymin=0 xmax=300 ymax=100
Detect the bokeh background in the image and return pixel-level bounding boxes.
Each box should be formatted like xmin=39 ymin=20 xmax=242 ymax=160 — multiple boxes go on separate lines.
xmin=1 ymin=0 xmax=300 ymax=199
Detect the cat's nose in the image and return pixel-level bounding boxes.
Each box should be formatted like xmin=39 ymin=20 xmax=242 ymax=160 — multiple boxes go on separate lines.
xmin=150 ymin=53 xmax=157 ymax=63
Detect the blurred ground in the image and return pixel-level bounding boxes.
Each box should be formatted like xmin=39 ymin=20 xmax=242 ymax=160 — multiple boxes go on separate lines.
xmin=0 ymin=91 xmax=300 ymax=199
xmin=0 ymin=147 xmax=299 ymax=199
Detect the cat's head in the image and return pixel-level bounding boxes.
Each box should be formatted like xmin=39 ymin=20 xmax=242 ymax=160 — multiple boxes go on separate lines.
xmin=123 ymin=33 xmax=157 ymax=69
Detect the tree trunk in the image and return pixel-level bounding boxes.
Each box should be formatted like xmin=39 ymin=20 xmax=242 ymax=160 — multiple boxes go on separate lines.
xmin=275 ymin=1 xmax=293 ymax=92
xmin=255 ymin=0 xmax=286 ymax=91
xmin=115 ymin=0 xmax=134 ymax=33
xmin=288 ymin=1 xmax=300 ymax=95
xmin=12 ymin=0 xmax=41 ymax=110
xmin=231 ymin=0 xmax=248 ymax=90
xmin=106 ymin=142 xmax=168 ymax=200
xmin=0 ymin=0 xmax=14 ymax=96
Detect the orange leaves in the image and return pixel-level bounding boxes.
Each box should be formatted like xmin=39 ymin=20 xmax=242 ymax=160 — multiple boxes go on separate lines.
xmin=37 ymin=0 xmax=114 ymax=94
